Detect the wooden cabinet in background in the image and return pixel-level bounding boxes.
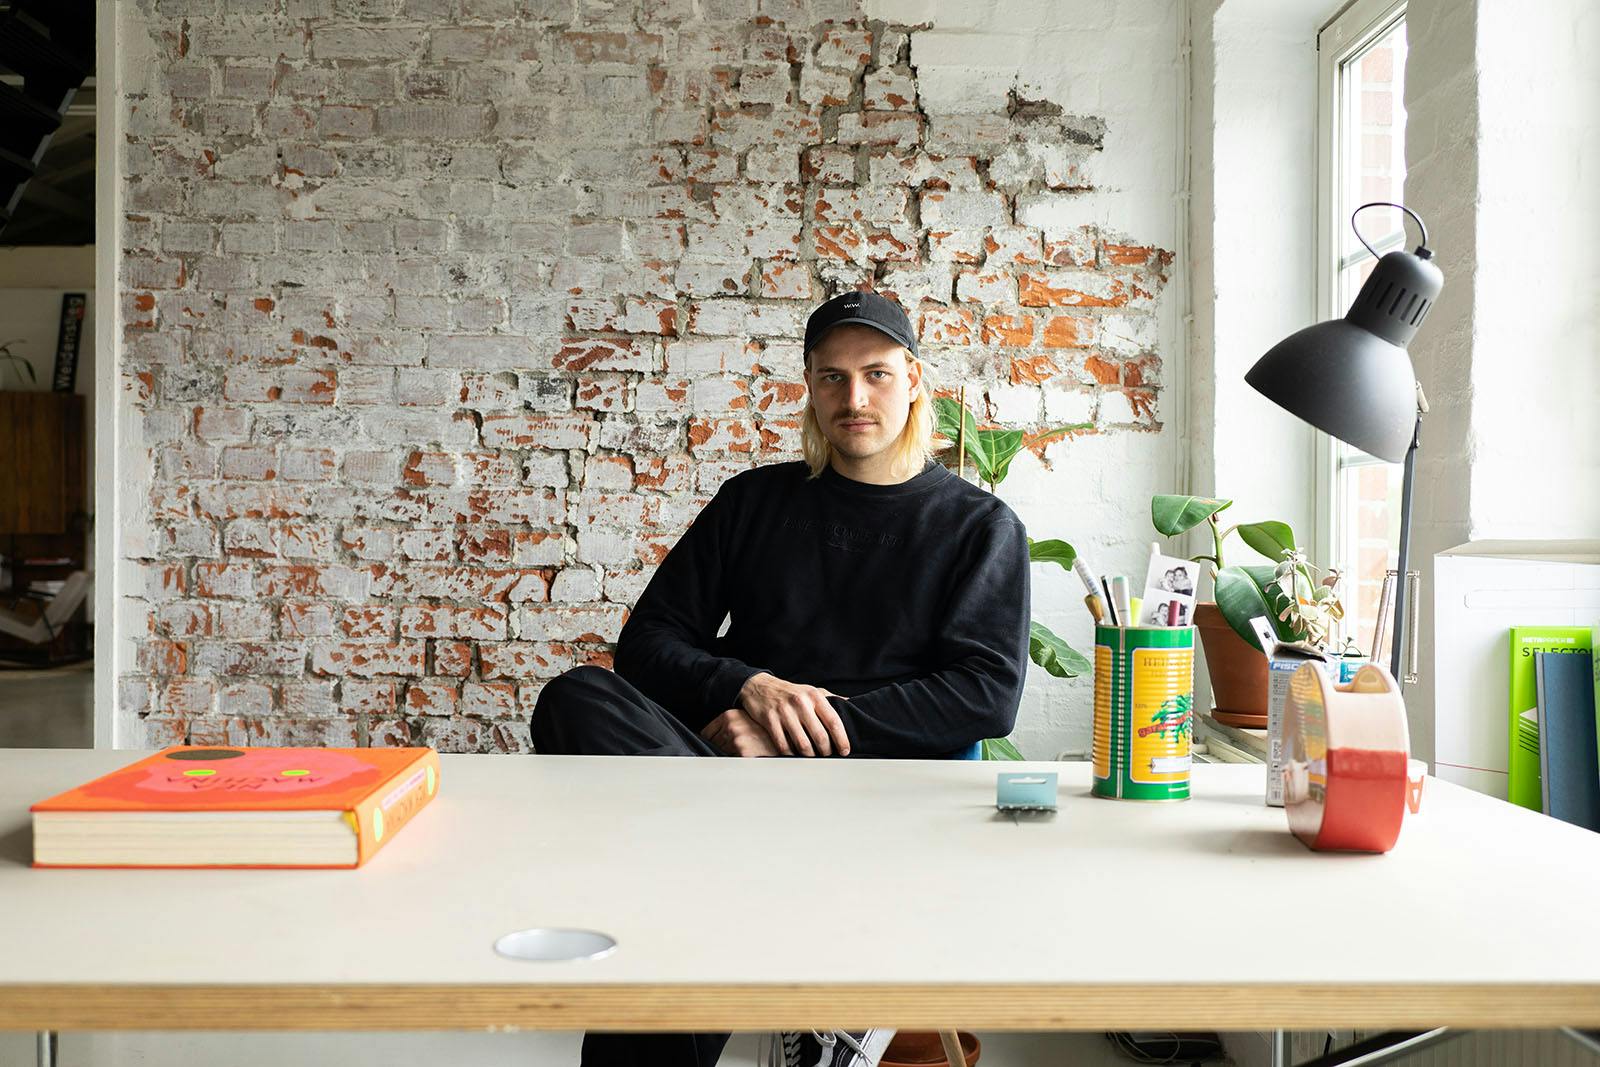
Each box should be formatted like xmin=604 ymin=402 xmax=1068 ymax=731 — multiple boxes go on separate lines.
xmin=0 ymin=391 xmax=86 ymax=535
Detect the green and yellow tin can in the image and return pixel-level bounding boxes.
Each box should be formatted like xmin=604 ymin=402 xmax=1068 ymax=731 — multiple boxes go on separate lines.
xmin=1092 ymin=624 xmax=1195 ymax=801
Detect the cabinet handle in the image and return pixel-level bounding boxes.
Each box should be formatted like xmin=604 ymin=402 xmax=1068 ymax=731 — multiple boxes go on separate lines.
xmin=1404 ymin=570 xmax=1421 ymax=684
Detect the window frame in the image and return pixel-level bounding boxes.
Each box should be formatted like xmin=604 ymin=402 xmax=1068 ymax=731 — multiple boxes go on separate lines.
xmin=1313 ymin=0 xmax=1408 ymax=625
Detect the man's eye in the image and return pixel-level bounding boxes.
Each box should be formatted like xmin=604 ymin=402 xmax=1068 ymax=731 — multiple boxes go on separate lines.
xmin=869 ymin=371 xmax=889 ymax=380
xmin=825 ymin=374 xmax=844 ymax=383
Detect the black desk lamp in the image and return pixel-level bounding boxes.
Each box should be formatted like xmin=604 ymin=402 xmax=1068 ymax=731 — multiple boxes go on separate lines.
xmin=1245 ymin=202 xmax=1444 ymax=681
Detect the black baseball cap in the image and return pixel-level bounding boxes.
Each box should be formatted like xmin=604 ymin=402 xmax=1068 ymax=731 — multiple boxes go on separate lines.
xmin=803 ymin=290 xmax=919 ymax=362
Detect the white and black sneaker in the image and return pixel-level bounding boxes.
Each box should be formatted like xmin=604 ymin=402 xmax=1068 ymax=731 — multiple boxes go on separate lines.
xmin=765 ymin=1029 xmax=895 ymax=1067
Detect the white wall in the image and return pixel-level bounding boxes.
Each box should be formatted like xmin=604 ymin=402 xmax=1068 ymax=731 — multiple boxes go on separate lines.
xmin=1469 ymin=0 xmax=1600 ymax=539
xmin=0 ymin=245 xmax=95 ymax=289
xmin=1405 ymin=0 xmax=1600 ymax=766
xmin=1009 ymin=1 xmax=1188 ymax=760
xmin=0 ymin=295 xmax=96 ymax=398
xmin=867 ymin=0 xmax=1185 ymax=758
xmin=0 ymin=248 xmax=96 ymax=397
xmin=1185 ymin=0 xmax=1326 ymax=717
xmin=1402 ymin=0 xmax=1479 ymax=767
xmin=1189 ymin=0 xmax=1325 ymax=565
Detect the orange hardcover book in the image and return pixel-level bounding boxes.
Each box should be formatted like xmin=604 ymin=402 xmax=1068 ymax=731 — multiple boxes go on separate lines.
xmin=31 ymin=746 xmax=440 ymax=869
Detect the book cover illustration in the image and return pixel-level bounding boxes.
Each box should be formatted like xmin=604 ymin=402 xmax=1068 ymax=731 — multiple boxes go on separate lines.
xmin=1508 ymin=627 xmax=1592 ymax=812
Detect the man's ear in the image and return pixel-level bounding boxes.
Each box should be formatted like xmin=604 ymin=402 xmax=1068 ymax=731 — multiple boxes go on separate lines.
xmin=905 ymin=355 xmax=923 ymax=396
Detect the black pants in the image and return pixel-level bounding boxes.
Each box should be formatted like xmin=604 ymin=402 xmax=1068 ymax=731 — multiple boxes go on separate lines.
xmin=530 ymin=666 xmax=732 ymax=1067
xmin=531 ymin=665 xmax=719 ymax=759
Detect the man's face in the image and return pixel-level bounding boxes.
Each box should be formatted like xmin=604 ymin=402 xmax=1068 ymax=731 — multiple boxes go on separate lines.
xmin=803 ymin=324 xmax=922 ymax=469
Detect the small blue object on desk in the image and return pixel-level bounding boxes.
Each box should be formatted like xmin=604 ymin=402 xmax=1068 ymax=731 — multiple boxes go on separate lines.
xmin=996 ymin=772 xmax=1058 ymax=812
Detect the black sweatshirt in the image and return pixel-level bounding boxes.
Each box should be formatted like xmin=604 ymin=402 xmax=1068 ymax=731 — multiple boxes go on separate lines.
xmin=612 ymin=460 xmax=1030 ymax=757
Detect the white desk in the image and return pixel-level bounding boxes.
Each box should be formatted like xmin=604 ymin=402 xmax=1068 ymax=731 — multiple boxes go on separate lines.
xmin=2 ymin=751 xmax=1598 ymax=1033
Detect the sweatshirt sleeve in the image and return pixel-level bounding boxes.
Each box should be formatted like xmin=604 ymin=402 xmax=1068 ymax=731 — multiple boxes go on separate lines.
xmin=612 ymin=483 xmax=765 ymax=732
xmin=830 ymin=513 xmax=1031 ymax=757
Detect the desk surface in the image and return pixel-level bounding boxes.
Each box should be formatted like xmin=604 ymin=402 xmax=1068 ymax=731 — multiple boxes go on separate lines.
xmin=2 ymin=750 xmax=1599 ymax=1032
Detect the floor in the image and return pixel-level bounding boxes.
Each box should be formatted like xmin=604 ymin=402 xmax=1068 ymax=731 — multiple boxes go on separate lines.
xmin=0 ymin=660 xmax=92 ymax=749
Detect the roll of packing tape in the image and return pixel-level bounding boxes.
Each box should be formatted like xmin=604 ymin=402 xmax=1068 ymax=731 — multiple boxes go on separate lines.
xmin=1280 ymin=662 xmax=1410 ymax=853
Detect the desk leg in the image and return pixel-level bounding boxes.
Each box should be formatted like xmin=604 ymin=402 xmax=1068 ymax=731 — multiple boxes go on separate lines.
xmin=37 ymin=1031 xmax=58 ymax=1067
xmin=1290 ymin=1028 xmax=1458 ymax=1067
xmin=1271 ymin=1029 xmax=1291 ymax=1067
xmin=1562 ymin=1029 xmax=1600 ymax=1057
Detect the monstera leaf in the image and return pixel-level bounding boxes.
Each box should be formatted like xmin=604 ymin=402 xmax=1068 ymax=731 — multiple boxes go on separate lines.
xmin=1027 ymin=538 xmax=1077 ymax=573
xmin=933 ymin=396 xmax=1027 ymax=488
xmin=975 ymin=428 xmax=1025 ymax=485
xmin=934 ymin=395 xmax=979 ymax=452
xmin=1029 ymin=621 xmax=1090 ymax=678
xmin=933 ymin=396 xmax=990 ymax=480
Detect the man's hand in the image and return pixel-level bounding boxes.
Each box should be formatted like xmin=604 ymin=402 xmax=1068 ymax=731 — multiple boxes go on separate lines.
xmin=699 ymin=709 xmax=780 ymax=758
xmin=736 ymin=673 xmax=851 ymax=757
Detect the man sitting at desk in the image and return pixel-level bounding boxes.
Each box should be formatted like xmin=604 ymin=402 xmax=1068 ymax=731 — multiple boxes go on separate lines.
xmin=530 ymin=289 xmax=1031 ymax=1067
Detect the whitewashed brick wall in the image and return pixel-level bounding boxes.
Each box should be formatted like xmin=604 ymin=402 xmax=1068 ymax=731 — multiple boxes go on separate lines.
xmin=113 ymin=0 xmax=1178 ymax=753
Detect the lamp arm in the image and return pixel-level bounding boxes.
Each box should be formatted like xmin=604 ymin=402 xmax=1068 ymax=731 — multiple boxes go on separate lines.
xmin=1389 ymin=410 xmax=1422 ymax=681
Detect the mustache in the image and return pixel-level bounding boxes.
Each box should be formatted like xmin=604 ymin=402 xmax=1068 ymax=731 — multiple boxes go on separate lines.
xmin=835 ymin=413 xmax=878 ymax=424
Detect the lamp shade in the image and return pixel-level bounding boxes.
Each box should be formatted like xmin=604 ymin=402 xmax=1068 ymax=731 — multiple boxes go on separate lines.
xmin=1246 ymin=249 xmax=1443 ymax=463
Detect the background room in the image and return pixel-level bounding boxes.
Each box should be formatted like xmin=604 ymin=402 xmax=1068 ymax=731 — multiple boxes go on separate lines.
xmin=0 ymin=16 xmax=96 ymax=745
xmin=2 ymin=0 xmax=1597 ymax=1064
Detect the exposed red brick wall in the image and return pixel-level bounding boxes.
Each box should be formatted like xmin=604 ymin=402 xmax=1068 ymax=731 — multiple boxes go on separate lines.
xmin=116 ymin=0 xmax=1172 ymax=752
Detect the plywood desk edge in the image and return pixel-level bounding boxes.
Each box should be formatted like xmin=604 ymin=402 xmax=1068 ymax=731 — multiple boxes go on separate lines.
xmin=2 ymin=982 xmax=1599 ymax=1031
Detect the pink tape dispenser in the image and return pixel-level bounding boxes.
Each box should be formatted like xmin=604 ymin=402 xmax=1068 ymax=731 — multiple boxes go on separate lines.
xmin=1281 ymin=662 xmax=1410 ymax=853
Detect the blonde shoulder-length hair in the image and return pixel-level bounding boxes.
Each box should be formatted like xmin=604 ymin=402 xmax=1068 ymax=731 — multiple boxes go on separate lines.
xmin=800 ymin=349 xmax=936 ymax=481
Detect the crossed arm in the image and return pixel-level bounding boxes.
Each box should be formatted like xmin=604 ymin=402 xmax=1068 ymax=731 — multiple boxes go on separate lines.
xmin=699 ymin=674 xmax=850 ymax=757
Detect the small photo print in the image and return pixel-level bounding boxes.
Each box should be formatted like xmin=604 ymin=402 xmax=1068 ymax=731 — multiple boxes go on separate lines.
xmin=1143 ymin=594 xmax=1194 ymax=627
xmin=1153 ymin=562 xmax=1196 ymax=597
xmin=1142 ymin=551 xmax=1201 ymax=627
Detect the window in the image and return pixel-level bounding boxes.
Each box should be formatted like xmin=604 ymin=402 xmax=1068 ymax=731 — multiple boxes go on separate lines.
xmin=1316 ymin=0 xmax=1408 ymax=660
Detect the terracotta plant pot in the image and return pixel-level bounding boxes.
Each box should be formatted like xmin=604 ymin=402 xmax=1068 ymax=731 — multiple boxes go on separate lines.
xmin=1193 ymin=601 xmax=1268 ymax=724
xmin=880 ymin=1031 xmax=980 ymax=1067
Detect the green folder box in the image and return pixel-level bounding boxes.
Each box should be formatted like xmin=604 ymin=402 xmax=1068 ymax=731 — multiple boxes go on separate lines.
xmin=1508 ymin=626 xmax=1592 ymax=811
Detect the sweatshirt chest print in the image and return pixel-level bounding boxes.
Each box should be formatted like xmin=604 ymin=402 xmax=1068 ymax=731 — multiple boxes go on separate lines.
xmin=782 ymin=515 xmax=903 ymax=553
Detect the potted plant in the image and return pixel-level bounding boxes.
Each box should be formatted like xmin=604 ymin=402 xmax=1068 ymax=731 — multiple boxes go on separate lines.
xmin=934 ymin=395 xmax=1089 ymax=761
xmin=879 ymin=395 xmax=1083 ymax=1064
xmin=881 ymin=1031 xmax=980 ymax=1067
xmin=0 ymin=340 xmax=36 ymax=388
xmin=1151 ymin=494 xmax=1347 ymax=723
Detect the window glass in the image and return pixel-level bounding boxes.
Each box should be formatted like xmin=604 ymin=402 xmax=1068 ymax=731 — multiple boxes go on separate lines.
xmin=1331 ymin=13 xmax=1406 ymax=658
